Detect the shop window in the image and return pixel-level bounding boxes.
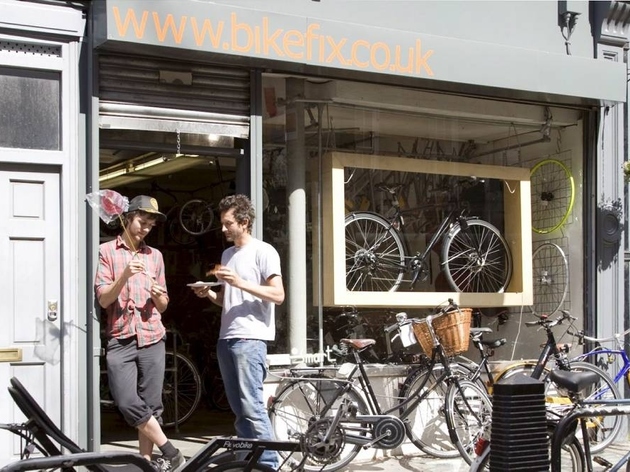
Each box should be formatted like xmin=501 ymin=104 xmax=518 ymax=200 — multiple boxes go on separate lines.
xmin=314 ymin=151 xmax=533 ymax=308
xmin=0 ymin=67 xmax=60 ymax=150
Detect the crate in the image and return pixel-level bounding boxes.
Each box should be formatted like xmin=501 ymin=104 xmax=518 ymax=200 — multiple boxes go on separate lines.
xmin=413 ymin=307 xmax=472 ymax=357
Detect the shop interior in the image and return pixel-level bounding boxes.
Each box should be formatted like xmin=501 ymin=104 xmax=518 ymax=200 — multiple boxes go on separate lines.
xmin=98 ymin=71 xmax=585 ymax=431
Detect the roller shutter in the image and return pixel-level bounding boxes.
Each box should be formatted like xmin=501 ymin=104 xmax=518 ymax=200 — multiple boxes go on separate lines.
xmin=98 ymin=54 xmax=250 ymax=138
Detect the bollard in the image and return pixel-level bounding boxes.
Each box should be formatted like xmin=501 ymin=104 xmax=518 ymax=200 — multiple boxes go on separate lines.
xmin=490 ymin=373 xmax=548 ymax=471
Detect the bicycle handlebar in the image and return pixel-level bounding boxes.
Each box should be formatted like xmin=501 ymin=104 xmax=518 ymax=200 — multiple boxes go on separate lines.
xmin=524 ymin=310 xmax=576 ymax=328
xmin=567 ymin=327 xmax=630 ymax=345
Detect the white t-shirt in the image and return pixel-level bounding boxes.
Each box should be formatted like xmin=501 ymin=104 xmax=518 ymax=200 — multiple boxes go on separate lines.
xmin=219 ymin=238 xmax=282 ymax=341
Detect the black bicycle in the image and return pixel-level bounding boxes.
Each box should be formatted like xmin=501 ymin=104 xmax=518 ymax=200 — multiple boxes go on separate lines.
xmin=549 ymin=369 xmax=630 ymax=472
xmin=345 ymin=183 xmax=512 ymax=293
xmin=268 ymin=302 xmax=493 ymax=471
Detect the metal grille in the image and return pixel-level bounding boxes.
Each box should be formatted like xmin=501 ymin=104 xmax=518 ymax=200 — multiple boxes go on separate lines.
xmin=0 ymin=40 xmax=62 ymax=57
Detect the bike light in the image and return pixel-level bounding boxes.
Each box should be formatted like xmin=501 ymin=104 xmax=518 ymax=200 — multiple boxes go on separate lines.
xmin=474 ymin=437 xmax=489 ymax=456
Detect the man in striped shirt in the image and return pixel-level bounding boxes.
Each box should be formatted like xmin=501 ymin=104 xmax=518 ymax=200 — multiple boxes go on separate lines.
xmin=95 ymin=195 xmax=184 ymax=471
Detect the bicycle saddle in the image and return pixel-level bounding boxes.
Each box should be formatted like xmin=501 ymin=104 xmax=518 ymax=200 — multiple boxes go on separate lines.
xmin=339 ymin=338 xmax=376 ymax=351
xmin=549 ymin=369 xmax=600 ymax=395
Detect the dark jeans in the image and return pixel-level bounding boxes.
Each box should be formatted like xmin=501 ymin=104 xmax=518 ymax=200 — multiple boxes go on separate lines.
xmin=106 ymin=337 xmax=165 ymax=428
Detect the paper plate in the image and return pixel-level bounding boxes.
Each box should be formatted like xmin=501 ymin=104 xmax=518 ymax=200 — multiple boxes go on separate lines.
xmin=186 ymin=281 xmax=223 ymax=288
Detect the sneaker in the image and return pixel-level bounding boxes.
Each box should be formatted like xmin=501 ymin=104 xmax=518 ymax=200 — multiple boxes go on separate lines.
xmin=153 ymin=451 xmax=186 ymax=472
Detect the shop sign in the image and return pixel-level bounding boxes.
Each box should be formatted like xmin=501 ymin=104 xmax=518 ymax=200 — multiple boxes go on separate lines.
xmin=97 ymin=0 xmax=627 ymax=102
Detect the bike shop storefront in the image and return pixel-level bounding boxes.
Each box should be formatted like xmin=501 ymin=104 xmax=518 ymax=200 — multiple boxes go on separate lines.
xmin=91 ymin=0 xmax=628 ymax=452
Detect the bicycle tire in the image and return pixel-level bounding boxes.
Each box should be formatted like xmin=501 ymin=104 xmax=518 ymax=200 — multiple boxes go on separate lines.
xmin=209 ymin=461 xmax=276 ymax=472
xmin=345 ymin=211 xmax=406 ymax=292
xmin=530 ymin=242 xmax=569 ymax=316
xmin=472 ymin=433 xmax=585 ymax=472
xmin=444 ymin=379 xmax=493 ymax=464
xmin=203 ymin=368 xmax=231 ymax=412
xmin=167 ymin=205 xmax=195 ymax=246
xmin=162 ymin=351 xmax=202 ymax=428
xmin=441 ymin=219 xmax=512 ymax=293
xmin=399 ymin=362 xmax=485 ymax=459
xmin=530 ymin=158 xmax=575 ymax=234
xmin=179 ymin=198 xmax=214 ymax=236
xmin=496 ymin=361 xmax=622 ymax=454
xmin=268 ymin=376 xmax=368 ymax=472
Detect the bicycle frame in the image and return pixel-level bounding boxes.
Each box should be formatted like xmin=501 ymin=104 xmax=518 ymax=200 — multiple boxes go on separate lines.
xmin=495 ymin=311 xmax=574 ymax=383
xmin=570 ymin=327 xmax=630 ymax=393
xmin=551 ymin=400 xmax=630 ymax=472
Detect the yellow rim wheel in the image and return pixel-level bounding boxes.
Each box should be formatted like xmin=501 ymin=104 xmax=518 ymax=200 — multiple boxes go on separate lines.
xmin=530 ymin=159 xmax=575 ymax=234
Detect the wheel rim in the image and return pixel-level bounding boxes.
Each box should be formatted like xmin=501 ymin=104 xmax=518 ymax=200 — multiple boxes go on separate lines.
xmin=530 ymin=159 xmax=575 ymax=234
xmin=345 ymin=213 xmax=406 ymax=291
xmin=530 ymin=242 xmax=569 ymax=316
xmin=443 ymin=221 xmax=512 ymax=292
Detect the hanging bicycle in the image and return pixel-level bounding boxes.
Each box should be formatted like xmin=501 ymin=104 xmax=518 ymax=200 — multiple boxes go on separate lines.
xmin=345 ymin=183 xmax=512 ymax=293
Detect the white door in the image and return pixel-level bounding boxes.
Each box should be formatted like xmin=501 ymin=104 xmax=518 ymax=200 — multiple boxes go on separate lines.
xmin=0 ymin=167 xmax=62 ymax=465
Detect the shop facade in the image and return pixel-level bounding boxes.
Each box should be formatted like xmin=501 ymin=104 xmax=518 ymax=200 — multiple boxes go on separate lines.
xmin=0 ymin=0 xmax=629 ymax=462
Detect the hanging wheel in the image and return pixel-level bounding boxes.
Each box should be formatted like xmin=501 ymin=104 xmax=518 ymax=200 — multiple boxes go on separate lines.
xmin=530 ymin=242 xmax=569 ymax=316
xmin=530 ymin=159 xmax=575 ymax=234
xmin=167 ymin=205 xmax=195 ymax=245
xmin=179 ymin=199 xmax=214 ymax=236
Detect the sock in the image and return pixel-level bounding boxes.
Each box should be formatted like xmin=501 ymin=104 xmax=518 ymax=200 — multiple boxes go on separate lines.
xmin=158 ymin=441 xmax=178 ymax=459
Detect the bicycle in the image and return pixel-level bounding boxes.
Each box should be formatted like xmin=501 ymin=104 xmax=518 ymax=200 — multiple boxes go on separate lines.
xmin=568 ymin=326 xmax=630 ymax=395
xmin=549 ymin=369 xmax=630 ymax=472
xmin=268 ymin=301 xmax=493 ymax=471
xmin=400 ymin=324 xmax=505 ymax=459
xmin=2 ymin=376 xmax=309 ymax=472
xmin=345 ymin=183 xmax=512 ymax=293
xmin=495 ymin=311 xmax=622 ymax=453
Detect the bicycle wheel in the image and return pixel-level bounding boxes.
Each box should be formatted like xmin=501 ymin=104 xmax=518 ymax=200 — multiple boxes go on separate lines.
xmin=202 ymin=367 xmax=231 ymax=412
xmin=441 ymin=219 xmax=512 ymax=293
xmin=400 ymin=362 xmax=484 ymax=459
xmin=167 ymin=205 xmax=195 ymax=245
xmin=444 ymin=379 xmax=493 ymax=464
xmin=531 ymin=242 xmax=569 ymax=316
xmin=473 ymin=433 xmax=585 ymax=472
xmin=162 ymin=352 xmax=202 ymax=428
xmin=268 ymin=377 xmax=368 ymax=472
xmin=209 ymin=461 xmax=276 ymax=472
xmin=498 ymin=361 xmax=622 ymax=454
xmin=530 ymin=158 xmax=575 ymax=234
xmin=179 ymin=199 xmax=214 ymax=236
xmin=345 ymin=211 xmax=406 ymax=292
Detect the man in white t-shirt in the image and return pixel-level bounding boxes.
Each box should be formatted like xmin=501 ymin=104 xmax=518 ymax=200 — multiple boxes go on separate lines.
xmin=191 ymin=194 xmax=284 ymax=469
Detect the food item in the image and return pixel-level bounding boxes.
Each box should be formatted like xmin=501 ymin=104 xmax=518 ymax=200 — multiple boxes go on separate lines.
xmin=205 ymin=264 xmax=225 ymax=277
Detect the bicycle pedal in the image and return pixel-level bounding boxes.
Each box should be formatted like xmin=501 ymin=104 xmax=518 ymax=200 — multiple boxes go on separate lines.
xmin=593 ymin=456 xmax=613 ymax=468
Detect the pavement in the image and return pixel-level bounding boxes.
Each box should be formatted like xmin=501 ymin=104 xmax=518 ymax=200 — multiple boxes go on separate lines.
xmin=100 ymin=405 xmax=630 ymax=471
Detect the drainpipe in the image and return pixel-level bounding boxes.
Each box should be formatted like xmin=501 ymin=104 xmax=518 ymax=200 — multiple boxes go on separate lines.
xmin=285 ymin=79 xmax=307 ymax=357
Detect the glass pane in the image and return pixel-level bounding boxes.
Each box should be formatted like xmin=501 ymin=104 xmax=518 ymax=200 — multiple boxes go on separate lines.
xmin=0 ymin=67 xmax=60 ymax=150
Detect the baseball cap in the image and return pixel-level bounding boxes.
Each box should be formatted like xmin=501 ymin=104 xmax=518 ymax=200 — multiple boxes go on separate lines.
xmin=126 ymin=195 xmax=167 ymax=222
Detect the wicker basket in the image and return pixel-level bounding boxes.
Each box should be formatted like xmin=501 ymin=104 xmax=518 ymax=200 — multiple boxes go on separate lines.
xmin=413 ymin=307 xmax=472 ymax=357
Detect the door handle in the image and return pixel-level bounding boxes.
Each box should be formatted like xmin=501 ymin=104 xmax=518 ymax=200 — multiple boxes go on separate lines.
xmin=47 ymin=300 xmax=58 ymax=322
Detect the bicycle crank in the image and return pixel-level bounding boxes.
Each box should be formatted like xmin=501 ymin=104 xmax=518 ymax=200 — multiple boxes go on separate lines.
xmin=301 ymin=417 xmax=346 ymax=465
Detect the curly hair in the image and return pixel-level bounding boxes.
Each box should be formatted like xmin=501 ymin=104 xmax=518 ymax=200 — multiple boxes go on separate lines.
xmin=218 ymin=194 xmax=255 ymax=233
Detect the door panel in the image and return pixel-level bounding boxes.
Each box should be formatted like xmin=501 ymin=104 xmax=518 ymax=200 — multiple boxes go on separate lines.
xmin=0 ymin=167 xmax=61 ymax=464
